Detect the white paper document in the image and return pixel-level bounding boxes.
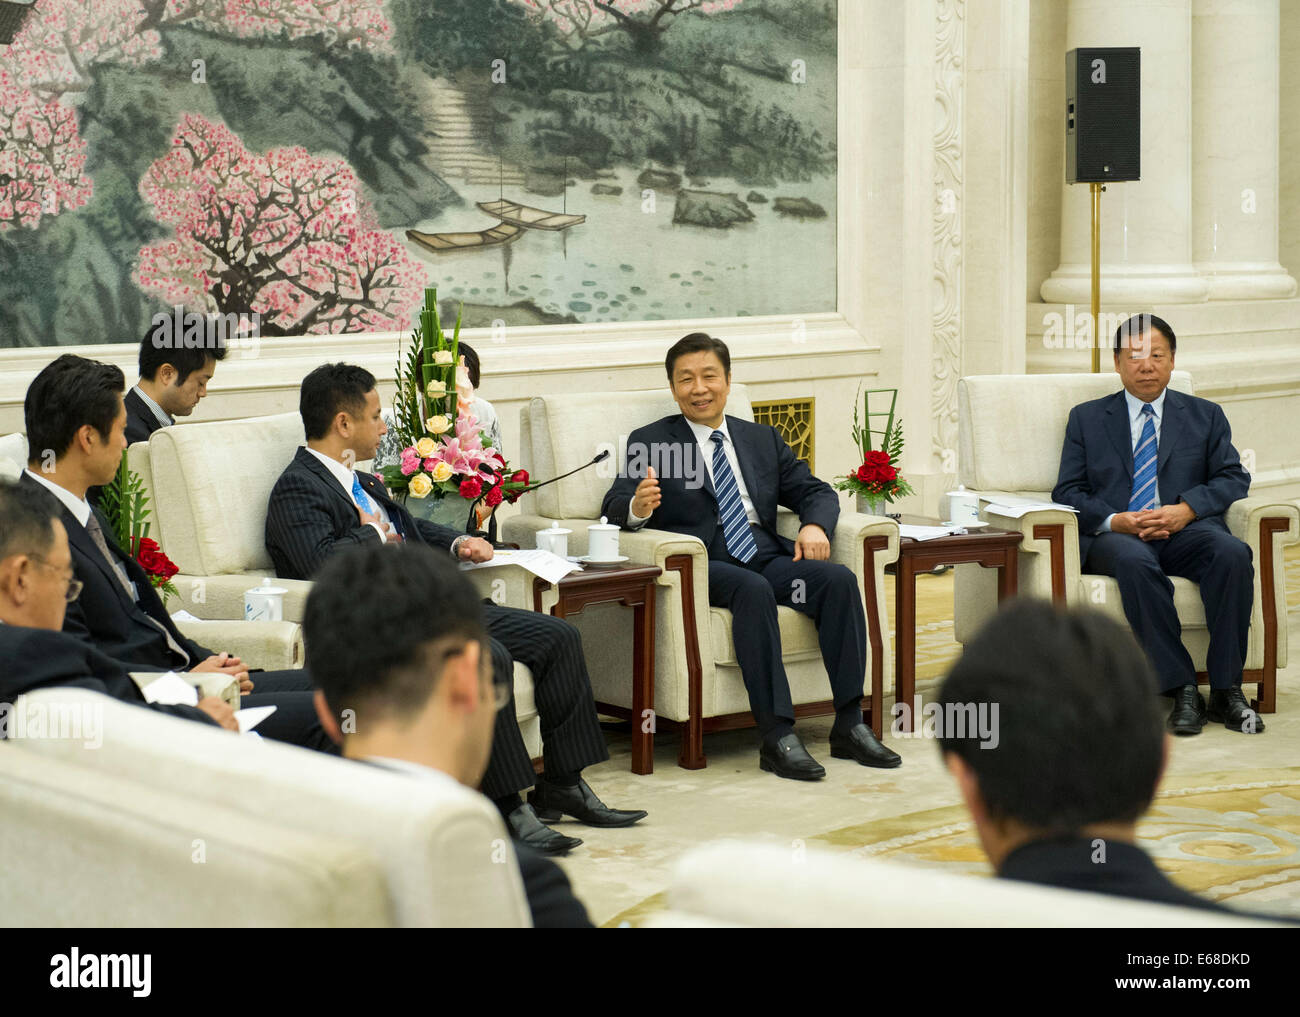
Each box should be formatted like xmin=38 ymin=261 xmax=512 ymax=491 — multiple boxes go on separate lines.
xmin=139 ymin=671 xmax=199 ymax=706
xmin=235 ymin=705 xmax=277 ymax=734
xmin=899 ymin=524 xmax=966 ymax=542
xmin=169 ymin=609 xmax=202 ymax=623
xmin=459 ymin=548 xmax=582 ymax=585
xmin=980 ymin=494 xmax=1079 ymax=518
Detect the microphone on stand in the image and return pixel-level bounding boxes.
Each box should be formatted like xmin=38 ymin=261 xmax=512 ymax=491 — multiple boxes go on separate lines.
xmin=465 ymin=450 xmax=612 ymax=545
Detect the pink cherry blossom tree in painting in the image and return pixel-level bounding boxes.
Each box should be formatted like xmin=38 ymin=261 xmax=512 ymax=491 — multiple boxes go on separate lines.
xmin=515 ymin=0 xmax=741 ymax=53
xmin=0 ymin=70 xmax=93 ymax=230
xmin=136 ymin=114 xmax=423 ymax=335
xmin=0 ymin=0 xmax=392 ymax=230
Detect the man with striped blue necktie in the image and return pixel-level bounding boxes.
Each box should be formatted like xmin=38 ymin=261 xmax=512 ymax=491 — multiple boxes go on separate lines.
xmin=1052 ymin=315 xmax=1258 ymax=736
xmin=602 ymin=334 xmax=901 ymax=779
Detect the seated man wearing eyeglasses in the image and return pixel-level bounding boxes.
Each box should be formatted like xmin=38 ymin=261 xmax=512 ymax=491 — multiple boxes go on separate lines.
xmin=0 ymin=480 xmax=235 ymax=730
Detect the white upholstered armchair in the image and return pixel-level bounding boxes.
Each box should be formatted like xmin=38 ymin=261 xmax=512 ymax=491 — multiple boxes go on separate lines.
xmin=502 ymin=386 xmax=899 ymax=770
xmin=953 ymin=371 xmax=1298 ymax=712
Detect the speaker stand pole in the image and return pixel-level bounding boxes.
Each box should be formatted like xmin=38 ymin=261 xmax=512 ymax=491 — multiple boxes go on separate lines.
xmin=1090 ymin=181 xmax=1104 ymax=373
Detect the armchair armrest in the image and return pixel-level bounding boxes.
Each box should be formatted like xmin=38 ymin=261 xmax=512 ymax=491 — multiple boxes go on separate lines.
xmin=173 ymin=619 xmax=304 ymax=670
xmin=1226 ymin=497 xmax=1298 ymax=674
xmin=172 ymin=574 xmax=315 ymax=624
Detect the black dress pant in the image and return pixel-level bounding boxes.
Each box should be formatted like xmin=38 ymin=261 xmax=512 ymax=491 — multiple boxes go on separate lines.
xmin=706 ymin=525 xmax=866 ymax=733
xmin=1084 ymin=518 xmax=1253 ymax=692
xmin=241 ymin=667 xmax=338 ymax=754
xmin=477 ymin=603 xmax=609 ymax=800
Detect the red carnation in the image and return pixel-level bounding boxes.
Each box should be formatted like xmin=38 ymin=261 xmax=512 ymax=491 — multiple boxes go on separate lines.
xmin=459 ymin=477 xmax=482 ymax=499
xmin=510 ymin=469 xmax=529 ymax=486
xmin=486 ymin=486 xmax=504 ymax=507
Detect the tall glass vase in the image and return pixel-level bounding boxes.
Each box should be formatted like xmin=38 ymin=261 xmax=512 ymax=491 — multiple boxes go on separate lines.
xmin=404 ymin=492 xmax=472 ymax=533
xmin=856 ymin=494 xmax=887 ymax=516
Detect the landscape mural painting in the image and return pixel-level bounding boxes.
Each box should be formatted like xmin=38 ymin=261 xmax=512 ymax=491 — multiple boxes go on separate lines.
xmin=0 ymin=0 xmax=837 ymax=347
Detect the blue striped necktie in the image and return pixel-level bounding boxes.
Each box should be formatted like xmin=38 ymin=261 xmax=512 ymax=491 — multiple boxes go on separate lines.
xmin=710 ymin=430 xmax=757 ymax=563
xmin=1128 ymin=403 xmax=1158 ymax=511
xmin=351 ymin=473 xmax=377 ymax=514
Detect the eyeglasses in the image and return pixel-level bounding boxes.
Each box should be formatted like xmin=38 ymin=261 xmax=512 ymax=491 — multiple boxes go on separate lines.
xmin=28 ymin=555 xmax=83 ymax=603
xmin=437 ymin=644 xmax=511 ymax=712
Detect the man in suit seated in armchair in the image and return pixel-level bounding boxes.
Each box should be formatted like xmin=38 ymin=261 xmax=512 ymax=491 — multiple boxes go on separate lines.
xmin=600 ymin=333 xmax=900 ymax=780
xmin=0 ymin=480 xmax=238 ymax=731
xmin=304 ymin=542 xmax=594 ymax=928
xmin=19 ymin=355 xmax=330 ymax=750
xmin=265 ymin=363 xmax=646 ymax=856
xmin=1051 ymin=314 xmax=1258 ymax=736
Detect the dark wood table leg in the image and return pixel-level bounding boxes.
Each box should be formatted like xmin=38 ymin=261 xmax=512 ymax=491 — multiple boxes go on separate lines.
xmin=996 ymin=551 xmax=1018 ymax=600
xmin=631 ymin=589 xmax=655 ymax=775
xmin=894 ymin=558 xmax=917 ymax=733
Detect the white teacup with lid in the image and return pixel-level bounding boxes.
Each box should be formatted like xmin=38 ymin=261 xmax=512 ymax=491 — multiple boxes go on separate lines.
xmin=244 ymin=577 xmax=287 ymax=622
xmin=586 ymin=516 xmax=621 ymax=562
xmin=536 ymin=521 xmax=573 ymax=558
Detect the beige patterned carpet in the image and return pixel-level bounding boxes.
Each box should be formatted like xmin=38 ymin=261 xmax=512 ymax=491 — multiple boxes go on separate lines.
xmin=553 ymin=544 xmax=1300 ymax=926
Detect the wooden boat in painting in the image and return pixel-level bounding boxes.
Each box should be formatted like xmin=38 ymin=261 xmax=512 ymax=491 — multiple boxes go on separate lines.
xmin=476 ymin=198 xmax=586 ymax=231
xmin=405 ymin=222 xmax=523 ymax=253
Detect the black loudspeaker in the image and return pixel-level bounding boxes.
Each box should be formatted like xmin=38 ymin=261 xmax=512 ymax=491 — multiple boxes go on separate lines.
xmin=1066 ymin=47 xmax=1140 ymax=183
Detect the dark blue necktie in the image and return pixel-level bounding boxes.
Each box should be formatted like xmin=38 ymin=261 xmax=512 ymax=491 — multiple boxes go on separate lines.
xmin=710 ymin=430 xmax=757 ymax=563
xmin=1128 ymin=403 xmax=1158 ymax=511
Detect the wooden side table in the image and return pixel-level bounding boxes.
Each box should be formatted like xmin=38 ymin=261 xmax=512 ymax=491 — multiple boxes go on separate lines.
xmin=889 ymin=517 xmax=1023 ymax=733
xmin=533 ymin=563 xmax=662 ymax=774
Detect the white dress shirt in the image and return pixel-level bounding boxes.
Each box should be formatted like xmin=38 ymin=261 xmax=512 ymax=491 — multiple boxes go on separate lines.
xmin=132 ymin=385 xmax=173 ymax=429
xmin=24 ymin=468 xmax=92 ymax=527
xmin=1099 ymin=387 xmax=1166 ymax=533
xmin=305 ymin=447 xmax=394 ymax=544
xmin=628 ymin=416 xmax=757 ymax=528
xmin=26 ymin=468 xmax=137 ymax=597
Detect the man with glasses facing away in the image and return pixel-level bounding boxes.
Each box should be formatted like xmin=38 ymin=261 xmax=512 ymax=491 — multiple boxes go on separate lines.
xmin=303 ymin=542 xmax=593 ymax=928
xmin=0 ymin=480 xmax=236 ymax=730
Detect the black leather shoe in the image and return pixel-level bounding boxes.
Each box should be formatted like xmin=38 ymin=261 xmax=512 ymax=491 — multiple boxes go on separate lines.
xmin=1166 ymin=684 xmax=1207 ymax=736
xmin=829 ymin=724 xmax=902 ymax=768
xmin=1207 ymin=686 xmax=1265 ymax=734
xmin=529 ymin=778 xmax=647 ymax=828
xmin=759 ymin=733 xmax=826 ymax=780
xmin=505 ymin=803 xmax=583 ymax=855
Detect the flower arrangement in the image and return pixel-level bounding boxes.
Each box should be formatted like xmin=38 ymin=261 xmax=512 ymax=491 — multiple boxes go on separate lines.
xmin=380 ymin=287 xmax=530 ymax=512
xmin=833 ymin=386 xmax=915 ymax=511
xmin=98 ymin=458 xmax=180 ymax=603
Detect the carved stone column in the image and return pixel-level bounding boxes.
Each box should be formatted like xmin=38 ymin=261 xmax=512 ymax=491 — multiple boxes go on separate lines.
xmin=1041 ymin=0 xmax=1209 ymax=304
xmin=1192 ymin=0 xmax=1297 ymax=299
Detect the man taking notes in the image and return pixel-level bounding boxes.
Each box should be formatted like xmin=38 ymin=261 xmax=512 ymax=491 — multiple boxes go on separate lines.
xmin=601 ymin=333 xmax=900 ymax=780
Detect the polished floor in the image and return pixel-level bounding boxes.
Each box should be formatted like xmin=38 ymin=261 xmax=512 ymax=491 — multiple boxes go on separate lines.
xmin=556 ymin=543 xmax=1300 ymax=926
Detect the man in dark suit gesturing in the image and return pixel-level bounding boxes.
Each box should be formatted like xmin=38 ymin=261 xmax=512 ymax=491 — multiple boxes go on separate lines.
xmin=1051 ymin=315 xmax=1257 ymax=736
xmin=265 ymin=364 xmax=646 ymax=855
xmin=601 ymin=333 xmax=900 ymax=779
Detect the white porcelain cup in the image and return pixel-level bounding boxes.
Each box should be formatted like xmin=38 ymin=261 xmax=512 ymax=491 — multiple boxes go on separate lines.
xmin=943 ymin=486 xmax=982 ymax=526
xmin=244 ymin=578 xmax=286 ymax=622
xmin=586 ymin=517 xmax=621 ymax=561
xmin=536 ymin=522 xmax=572 ymax=558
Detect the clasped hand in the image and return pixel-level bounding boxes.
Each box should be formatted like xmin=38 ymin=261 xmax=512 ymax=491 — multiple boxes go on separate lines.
xmin=1112 ymin=502 xmax=1196 ymax=541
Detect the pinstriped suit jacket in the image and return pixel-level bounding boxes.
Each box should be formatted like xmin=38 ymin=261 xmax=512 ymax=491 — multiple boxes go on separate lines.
xmin=265 ymin=447 xmax=463 ymax=581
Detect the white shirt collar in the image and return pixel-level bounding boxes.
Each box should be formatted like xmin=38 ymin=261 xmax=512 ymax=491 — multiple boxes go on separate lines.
xmin=1124 ymin=386 xmax=1166 ymax=422
xmin=305 ymin=446 xmax=358 ymax=496
xmin=362 ymin=755 xmax=462 ymax=788
xmin=132 ymin=385 xmax=173 ymax=429
xmin=24 ymin=468 xmax=91 ymax=527
xmin=684 ymin=415 xmax=731 ymax=447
